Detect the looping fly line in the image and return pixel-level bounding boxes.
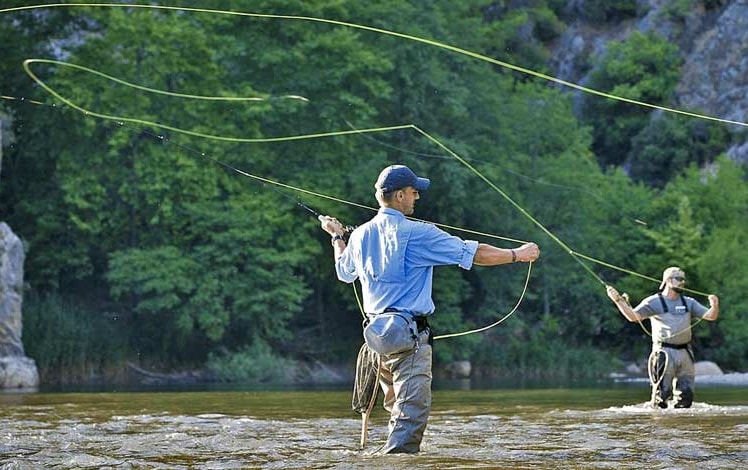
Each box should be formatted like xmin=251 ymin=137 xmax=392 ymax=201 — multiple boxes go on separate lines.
xmin=4 ymin=2 xmax=730 ymax=339
xmin=15 ymin=59 xmax=539 ymax=337
xmin=5 ymin=2 xmax=746 ymax=132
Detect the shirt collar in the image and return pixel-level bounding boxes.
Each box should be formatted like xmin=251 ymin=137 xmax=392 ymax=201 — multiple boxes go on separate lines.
xmin=378 ymin=207 xmax=405 ymax=219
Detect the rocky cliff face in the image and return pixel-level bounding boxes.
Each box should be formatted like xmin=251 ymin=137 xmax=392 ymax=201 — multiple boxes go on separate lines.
xmin=550 ymin=0 xmax=748 ymax=162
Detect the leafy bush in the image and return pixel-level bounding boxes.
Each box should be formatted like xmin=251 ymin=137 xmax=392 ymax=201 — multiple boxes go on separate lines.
xmin=628 ymin=113 xmax=730 ymax=187
xmin=207 ymin=339 xmax=300 ymax=383
xmin=582 ymin=31 xmax=682 ymax=168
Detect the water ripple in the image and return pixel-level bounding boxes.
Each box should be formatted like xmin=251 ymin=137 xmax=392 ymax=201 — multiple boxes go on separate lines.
xmin=1 ymin=388 xmax=747 ymax=469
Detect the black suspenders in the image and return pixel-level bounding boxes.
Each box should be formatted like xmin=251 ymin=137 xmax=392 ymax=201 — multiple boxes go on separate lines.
xmin=657 ymin=293 xmax=688 ymax=313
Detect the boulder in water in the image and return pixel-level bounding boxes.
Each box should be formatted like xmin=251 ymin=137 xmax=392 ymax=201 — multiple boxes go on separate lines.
xmin=695 ymin=360 xmax=723 ymax=376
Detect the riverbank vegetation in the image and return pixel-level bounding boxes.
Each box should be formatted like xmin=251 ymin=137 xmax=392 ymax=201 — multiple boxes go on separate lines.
xmin=2 ymin=1 xmax=746 ymax=386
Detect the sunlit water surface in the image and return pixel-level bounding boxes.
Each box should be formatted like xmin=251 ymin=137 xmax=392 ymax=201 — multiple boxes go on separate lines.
xmin=1 ymin=383 xmax=746 ymax=469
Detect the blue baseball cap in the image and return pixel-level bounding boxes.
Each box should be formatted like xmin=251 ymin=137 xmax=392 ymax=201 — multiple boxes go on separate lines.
xmin=374 ymin=165 xmax=430 ymax=193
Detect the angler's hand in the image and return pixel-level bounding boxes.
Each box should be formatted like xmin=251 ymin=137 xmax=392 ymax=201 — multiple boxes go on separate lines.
xmin=606 ymin=285 xmax=622 ymax=303
xmin=515 ymin=242 xmax=540 ymax=262
xmin=318 ymin=215 xmax=345 ymax=236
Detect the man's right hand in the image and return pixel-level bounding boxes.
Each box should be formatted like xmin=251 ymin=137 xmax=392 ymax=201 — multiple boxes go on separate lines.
xmin=318 ymin=215 xmax=344 ymax=236
xmin=606 ymin=285 xmax=621 ymax=302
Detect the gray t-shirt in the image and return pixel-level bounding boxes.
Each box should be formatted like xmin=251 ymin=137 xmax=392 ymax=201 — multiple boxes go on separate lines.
xmin=634 ymin=293 xmax=708 ymax=345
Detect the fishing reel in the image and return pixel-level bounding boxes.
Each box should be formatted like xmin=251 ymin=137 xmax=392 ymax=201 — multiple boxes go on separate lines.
xmin=342 ymin=224 xmax=357 ymax=242
xmin=317 ymin=214 xmax=356 ymax=242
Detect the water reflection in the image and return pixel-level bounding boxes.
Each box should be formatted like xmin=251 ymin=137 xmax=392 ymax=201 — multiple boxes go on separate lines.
xmin=1 ymin=385 xmax=746 ymax=469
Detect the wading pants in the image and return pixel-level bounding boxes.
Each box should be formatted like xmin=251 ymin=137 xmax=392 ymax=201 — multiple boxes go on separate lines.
xmin=378 ymin=328 xmax=432 ymax=453
xmin=653 ymin=346 xmax=695 ymax=408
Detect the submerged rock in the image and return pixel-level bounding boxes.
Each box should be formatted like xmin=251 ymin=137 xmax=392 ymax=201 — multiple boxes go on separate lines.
xmin=695 ymin=360 xmax=723 ymax=376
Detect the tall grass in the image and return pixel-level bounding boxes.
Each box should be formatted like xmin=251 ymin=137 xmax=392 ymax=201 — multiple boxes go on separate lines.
xmin=22 ymin=292 xmax=129 ymax=385
xmin=472 ymin=337 xmax=623 ymax=382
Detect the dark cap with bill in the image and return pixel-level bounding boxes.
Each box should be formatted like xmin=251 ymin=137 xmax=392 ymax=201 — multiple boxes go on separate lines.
xmin=374 ymin=165 xmax=430 ymax=193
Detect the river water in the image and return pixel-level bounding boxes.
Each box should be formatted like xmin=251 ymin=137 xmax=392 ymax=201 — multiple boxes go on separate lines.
xmin=1 ymin=382 xmax=746 ymax=469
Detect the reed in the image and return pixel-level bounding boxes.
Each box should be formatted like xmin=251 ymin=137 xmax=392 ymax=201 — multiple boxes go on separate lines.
xmin=22 ymin=292 xmax=128 ymax=385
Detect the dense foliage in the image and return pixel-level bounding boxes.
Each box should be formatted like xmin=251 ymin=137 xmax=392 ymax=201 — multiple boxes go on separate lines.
xmin=1 ymin=1 xmax=745 ymax=385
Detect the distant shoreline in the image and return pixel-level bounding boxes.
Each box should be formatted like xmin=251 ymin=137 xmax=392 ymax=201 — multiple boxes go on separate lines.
xmin=695 ymin=372 xmax=748 ymax=385
xmin=616 ymin=372 xmax=748 ymax=386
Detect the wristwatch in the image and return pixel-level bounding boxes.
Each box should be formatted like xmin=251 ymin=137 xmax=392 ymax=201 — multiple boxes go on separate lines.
xmin=331 ymin=234 xmax=345 ymax=244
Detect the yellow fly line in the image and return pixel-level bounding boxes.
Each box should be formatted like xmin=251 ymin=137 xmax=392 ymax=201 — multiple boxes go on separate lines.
xmin=2 ymin=2 xmax=728 ymax=339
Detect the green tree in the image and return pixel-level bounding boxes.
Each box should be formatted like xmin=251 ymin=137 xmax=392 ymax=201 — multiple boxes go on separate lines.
xmin=644 ymin=195 xmax=704 ymax=269
xmin=479 ymin=5 xmax=565 ymax=79
xmin=9 ymin=5 xmax=318 ymax=364
xmin=582 ymin=32 xmax=682 ymax=168
xmin=628 ymin=113 xmax=730 ymax=187
xmin=668 ymin=158 xmax=748 ymax=369
xmin=0 ymin=4 xmax=95 ymax=291
xmin=107 ymin=194 xmax=314 ymax=362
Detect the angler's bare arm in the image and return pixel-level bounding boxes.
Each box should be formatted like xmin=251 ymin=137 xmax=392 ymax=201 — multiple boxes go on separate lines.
xmin=473 ymin=242 xmax=540 ymax=266
xmin=703 ymin=294 xmax=719 ymax=321
xmin=606 ymin=285 xmax=644 ymax=322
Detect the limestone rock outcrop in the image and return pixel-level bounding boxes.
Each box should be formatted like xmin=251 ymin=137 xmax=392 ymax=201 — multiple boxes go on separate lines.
xmin=550 ymin=0 xmax=748 ymax=162
xmin=0 ymin=222 xmax=39 ymax=389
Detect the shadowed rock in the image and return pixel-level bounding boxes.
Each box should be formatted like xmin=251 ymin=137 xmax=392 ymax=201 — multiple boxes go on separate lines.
xmin=0 ymin=222 xmax=38 ymax=389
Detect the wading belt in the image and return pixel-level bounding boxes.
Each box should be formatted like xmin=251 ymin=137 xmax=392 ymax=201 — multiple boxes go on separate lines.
xmin=658 ymin=341 xmax=694 ymax=362
xmin=381 ymin=308 xmax=430 ymax=332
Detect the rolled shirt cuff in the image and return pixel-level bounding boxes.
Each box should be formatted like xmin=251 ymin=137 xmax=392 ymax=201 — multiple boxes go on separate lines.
xmin=459 ymin=240 xmax=479 ymax=270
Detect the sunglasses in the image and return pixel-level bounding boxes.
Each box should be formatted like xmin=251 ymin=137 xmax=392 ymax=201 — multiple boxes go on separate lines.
xmin=671 ymin=276 xmax=686 ymax=282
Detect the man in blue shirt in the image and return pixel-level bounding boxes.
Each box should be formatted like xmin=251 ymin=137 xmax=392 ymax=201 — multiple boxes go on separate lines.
xmin=319 ymin=164 xmax=540 ymax=453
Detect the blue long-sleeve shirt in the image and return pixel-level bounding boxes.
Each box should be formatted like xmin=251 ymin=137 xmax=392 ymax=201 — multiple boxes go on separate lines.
xmin=335 ymin=207 xmax=479 ymax=316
